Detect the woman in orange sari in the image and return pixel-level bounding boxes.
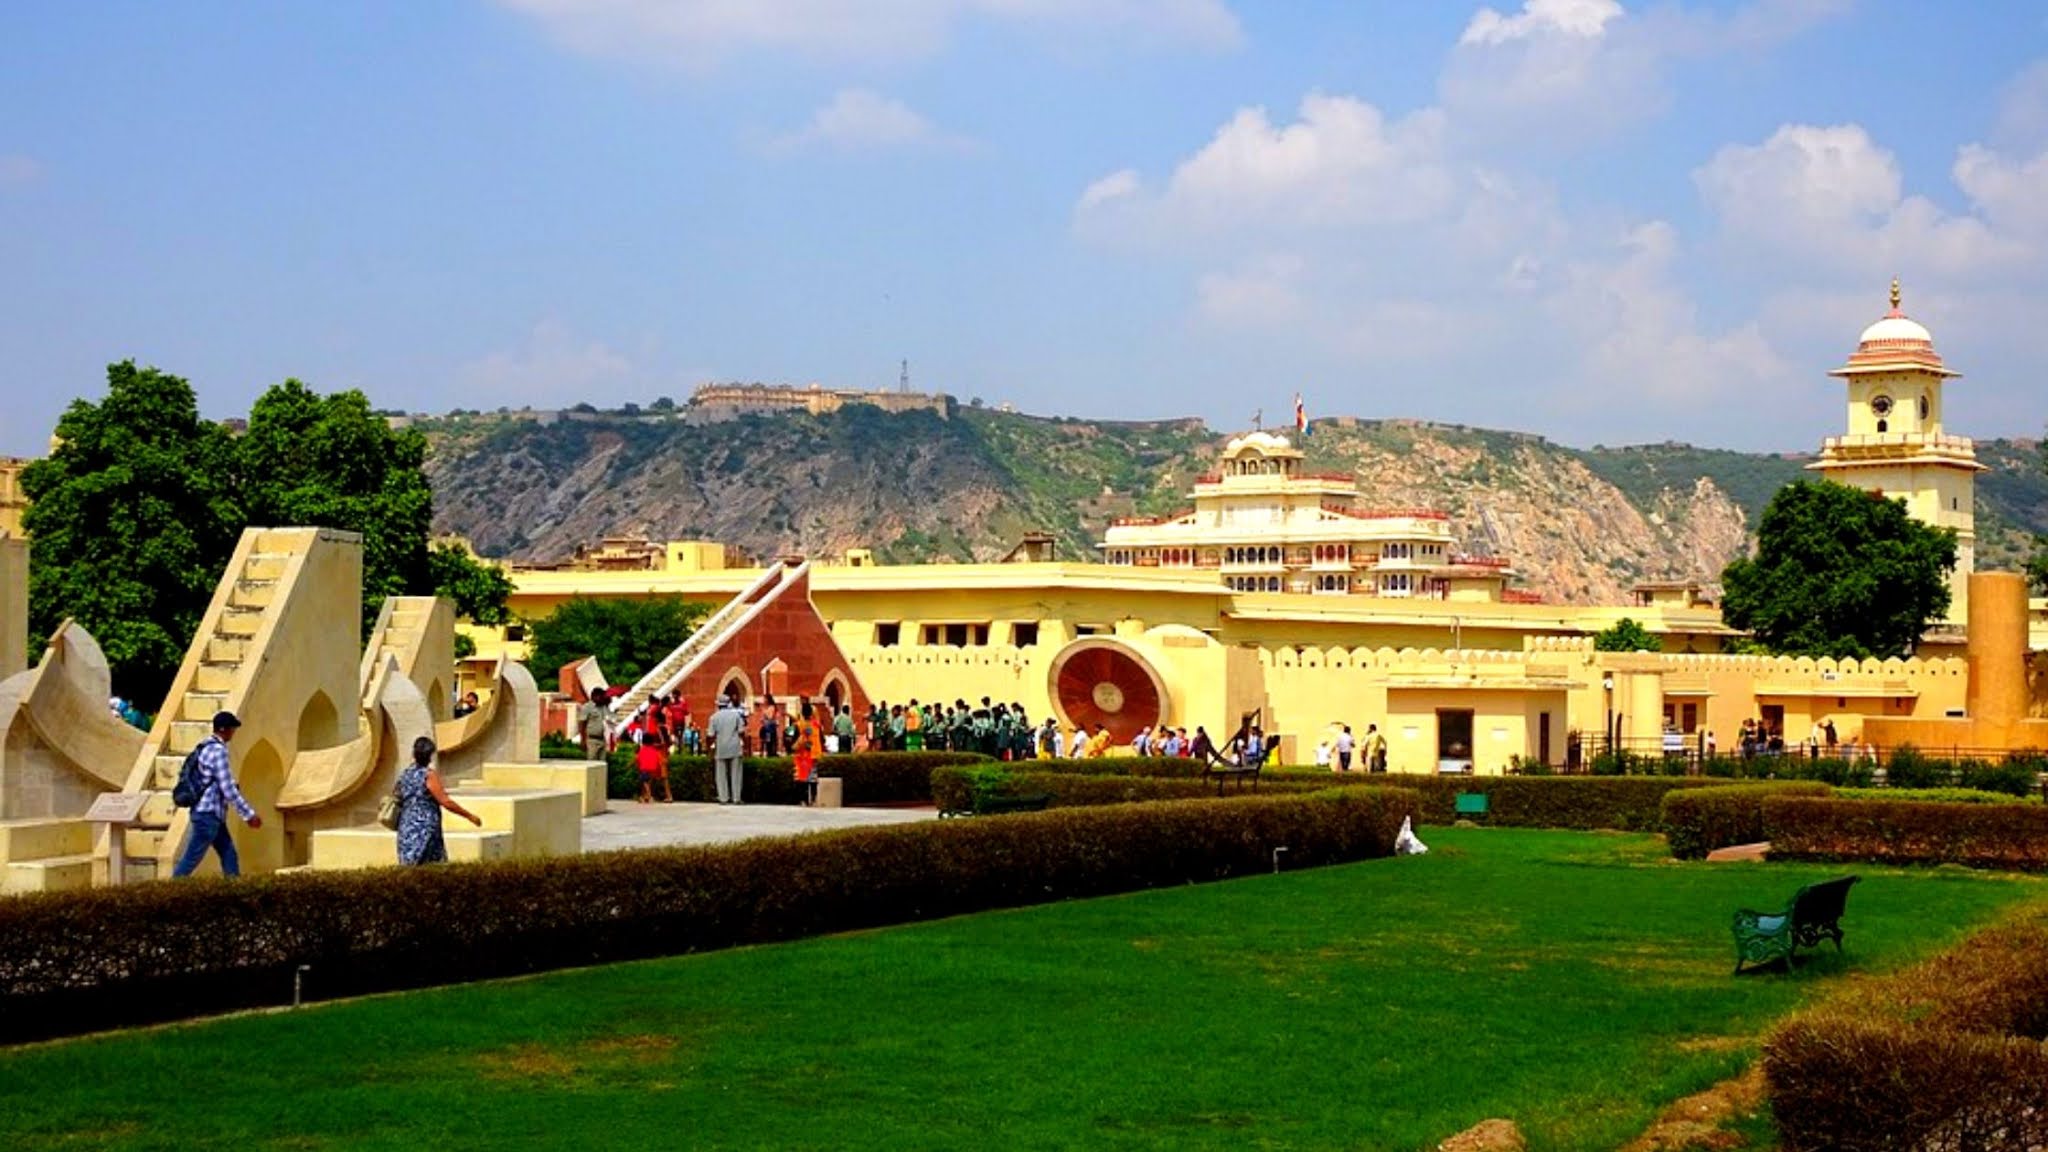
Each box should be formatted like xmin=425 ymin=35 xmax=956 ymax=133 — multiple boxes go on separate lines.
xmin=792 ymin=706 xmax=823 ymax=806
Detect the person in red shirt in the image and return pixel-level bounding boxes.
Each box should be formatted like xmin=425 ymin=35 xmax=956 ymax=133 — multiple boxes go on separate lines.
xmin=633 ymin=708 xmax=673 ymax=804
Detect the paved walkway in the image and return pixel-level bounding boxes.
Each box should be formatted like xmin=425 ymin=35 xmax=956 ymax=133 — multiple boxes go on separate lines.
xmin=580 ymin=801 xmax=940 ymax=853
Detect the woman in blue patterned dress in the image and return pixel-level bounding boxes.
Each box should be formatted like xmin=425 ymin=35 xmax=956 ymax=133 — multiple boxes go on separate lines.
xmin=396 ymin=736 xmax=481 ymax=866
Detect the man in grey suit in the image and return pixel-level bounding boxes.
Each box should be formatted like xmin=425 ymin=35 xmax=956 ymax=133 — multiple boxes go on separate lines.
xmin=708 ymin=695 xmax=747 ymax=804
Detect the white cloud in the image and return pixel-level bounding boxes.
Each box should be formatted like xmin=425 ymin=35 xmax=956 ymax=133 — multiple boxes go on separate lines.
xmin=770 ymin=89 xmax=968 ymax=154
xmin=1551 ymin=221 xmax=1792 ymax=405
xmin=458 ymin=320 xmax=637 ymax=405
xmin=1460 ymin=0 xmax=1622 ymax=46
xmin=1078 ymin=95 xmax=1459 ymax=246
xmin=1194 ymin=255 xmax=1308 ymax=328
xmin=494 ymin=0 xmax=1238 ymax=67
xmin=0 ymin=154 xmax=43 ymax=187
xmin=1442 ymin=0 xmax=1850 ymax=149
xmin=1992 ymin=58 xmax=2048 ymax=152
xmin=1695 ymin=124 xmax=2022 ymax=278
xmin=1079 ymin=168 xmax=1140 ymax=210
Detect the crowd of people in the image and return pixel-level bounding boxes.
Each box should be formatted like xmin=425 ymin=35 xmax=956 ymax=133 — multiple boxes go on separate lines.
xmin=572 ymin=688 xmax=1406 ymax=774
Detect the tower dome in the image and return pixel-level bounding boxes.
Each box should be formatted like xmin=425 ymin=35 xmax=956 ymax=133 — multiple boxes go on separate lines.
xmin=1834 ymin=279 xmax=1952 ymax=377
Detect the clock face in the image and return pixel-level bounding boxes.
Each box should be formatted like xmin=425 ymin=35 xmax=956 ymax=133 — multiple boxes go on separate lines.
xmin=1870 ymin=394 xmax=1893 ymax=417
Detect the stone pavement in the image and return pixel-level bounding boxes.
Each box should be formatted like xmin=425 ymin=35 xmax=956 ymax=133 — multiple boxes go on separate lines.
xmin=579 ymin=800 xmax=940 ymax=853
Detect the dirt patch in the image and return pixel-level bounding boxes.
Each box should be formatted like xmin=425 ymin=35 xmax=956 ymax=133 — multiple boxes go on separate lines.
xmin=1618 ymin=1062 xmax=1768 ymax=1152
xmin=476 ymin=1044 xmax=579 ymax=1081
xmin=585 ymin=1034 xmax=676 ymax=1057
xmin=1675 ymin=1035 xmax=1751 ymax=1054
xmin=1439 ymin=1118 xmax=1525 ymax=1151
xmin=475 ymin=1034 xmax=678 ymax=1082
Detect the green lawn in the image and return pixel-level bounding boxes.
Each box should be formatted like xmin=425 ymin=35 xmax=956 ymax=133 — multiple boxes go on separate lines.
xmin=3 ymin=828 xmax=2041 ymax=1152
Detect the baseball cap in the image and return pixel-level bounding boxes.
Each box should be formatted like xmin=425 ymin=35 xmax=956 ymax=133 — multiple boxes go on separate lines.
xmin=212 ymin=711 xmax=243 ymax=731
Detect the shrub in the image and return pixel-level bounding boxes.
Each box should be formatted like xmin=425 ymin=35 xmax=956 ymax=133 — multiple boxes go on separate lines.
xmin=1882 ymin=744 xmax=1949 ymax=790
xmin=1387 ymin=775 xmax=1719 ymax=831
xmin=0 ymin=789 xmax=1416 ymax=1044
xmin=1764 ymin=907 xmax=2048 ymax=1151
xmin=929 ymin=767 xmax=1337 ymax=812
xmin=1763 ymin=796 xmax=2048 ymax=871
xmin=1699 ymin=754 xmax=1873 ymax=787
xmin=1661 ymin=782 xmax=1833 ymax=860
xmin=1956 ymin=756 xmax=2041 ymax=799
xmin=539 ymin=732 xmax=585 ymax=760
xmin=1020 ymin=756 xmax=1211 ymax=780
xmin=1833 ymin=787 xmax=2028 ymax=805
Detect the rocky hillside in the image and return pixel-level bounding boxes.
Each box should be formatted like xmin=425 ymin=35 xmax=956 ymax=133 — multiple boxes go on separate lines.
xmin=421 ymin=407 xmax=2046 ymax=605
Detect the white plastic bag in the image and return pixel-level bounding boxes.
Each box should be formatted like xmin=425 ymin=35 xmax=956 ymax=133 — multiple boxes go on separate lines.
xmin=1395 ymin=815 xmax=1429 ymax=856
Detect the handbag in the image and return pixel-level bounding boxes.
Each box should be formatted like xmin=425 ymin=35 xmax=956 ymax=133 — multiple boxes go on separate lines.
xmin=377 ymin=777 xmax=402 ymax=830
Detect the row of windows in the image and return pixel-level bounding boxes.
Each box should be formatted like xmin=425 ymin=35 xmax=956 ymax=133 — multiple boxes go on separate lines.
xmin=1226 ymin=575 xmax=1285 ymax=592
xmin=1379 ymin=542 xmax=1445 ymax=561
xmin=1110 ymin=542 xmax=1453 ymax=568
xmin=873 ymin=621 xmax=1043 ymax=648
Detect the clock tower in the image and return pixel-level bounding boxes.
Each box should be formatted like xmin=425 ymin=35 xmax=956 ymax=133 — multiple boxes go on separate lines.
xmin=1809 ymin=280 xmax=1984 ymax=625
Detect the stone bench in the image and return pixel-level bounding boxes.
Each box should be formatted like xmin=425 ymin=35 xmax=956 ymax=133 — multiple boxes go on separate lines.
xmin=309 ymin=826 xmax=514 ymax=870
xmin=444 ymin=786 xmax=584 ymax=858
xmin=476 ymin=761 xmax=607 ymax=817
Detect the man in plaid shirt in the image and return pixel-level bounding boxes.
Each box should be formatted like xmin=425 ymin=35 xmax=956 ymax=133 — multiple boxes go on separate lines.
xmin=171 ymin=711 xmax=264 ymax=878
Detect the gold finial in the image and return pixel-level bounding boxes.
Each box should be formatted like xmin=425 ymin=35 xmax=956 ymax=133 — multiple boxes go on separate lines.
xmin=1889 ymin=277 xmax=1902 ymax=312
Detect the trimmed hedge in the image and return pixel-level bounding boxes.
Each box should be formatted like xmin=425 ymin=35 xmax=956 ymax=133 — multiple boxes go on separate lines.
xmin=1381 ymin=775 xmax=1719 ymax=831
xmin=1661 ymin=782 xmax=1834 ymax=860
xmin=608 ymin=750 xmax=988 ymax=805
xmin=1763 ymin=796 xmax=2048 ymax=871
xmin=1764 ymin=907 xmax=2048 ymax=1151
xmin=996 ymin=764 xmax=1717 ymax=832
xmin=1833 ymin=787 xmax=2033 ymax=805
xmin=929 ymin=767 xmax=1355 ymax=813
xmin=0 ymin=789 xmax=1415 ymax=1045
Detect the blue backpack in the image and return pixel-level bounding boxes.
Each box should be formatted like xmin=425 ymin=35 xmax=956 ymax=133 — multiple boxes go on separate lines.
xmin=170 ymin=747 xmax=207 ymax=808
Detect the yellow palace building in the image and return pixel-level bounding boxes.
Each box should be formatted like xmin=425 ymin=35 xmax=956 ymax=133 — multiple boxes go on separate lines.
xmin=474 ymin=286 xmax=2045 ymax=772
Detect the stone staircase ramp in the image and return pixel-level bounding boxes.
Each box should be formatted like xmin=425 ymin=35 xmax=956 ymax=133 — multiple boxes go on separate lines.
xmin=95 ymin=529 xmax=317 ymax=885
xmin=609 ymin=560 xmax=807 ymax=718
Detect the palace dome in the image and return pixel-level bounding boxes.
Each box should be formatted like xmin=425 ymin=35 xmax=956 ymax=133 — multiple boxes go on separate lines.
xmin=1223 ymin=431 xmax=1296 ymax=456
xmin=1833 ymin=279 xmax=1951 ymax=377
xmin=1857 ymin=312 xmax=1933 ymax=349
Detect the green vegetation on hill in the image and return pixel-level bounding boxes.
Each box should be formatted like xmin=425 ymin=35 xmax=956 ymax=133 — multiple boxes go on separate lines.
xmin=1570 ymin=442 xmax=1813 ymax=533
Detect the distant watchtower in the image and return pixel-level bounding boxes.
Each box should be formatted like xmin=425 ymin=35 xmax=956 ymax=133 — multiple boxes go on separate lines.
xmin=1809 ymin=280 xmax=1984 ymax=625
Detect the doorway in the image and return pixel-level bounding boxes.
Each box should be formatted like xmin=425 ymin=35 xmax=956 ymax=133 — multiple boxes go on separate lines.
xmin=1436 ymin=709 xmax=1474 ymax=774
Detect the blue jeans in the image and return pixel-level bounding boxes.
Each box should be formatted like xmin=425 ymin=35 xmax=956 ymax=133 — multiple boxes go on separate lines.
xmin=172 ymin=811 xmax=240 ymax=877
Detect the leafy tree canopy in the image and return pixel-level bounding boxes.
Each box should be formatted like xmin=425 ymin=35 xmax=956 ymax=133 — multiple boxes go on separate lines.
xmin=1720 ymin=480 xmax=1956 ymax=659
xmin=1591 ymin=617 xmax=1659 ymax=652
xmin=525 ymin=597 xmax=710 ymax=688
xmin=428 ymin=541 xmax=513 ymax=626
xmin=21 ymin=363 xmax=243 ymax=699
xmin=25 ymin=366 xmax=513 ymax=700
xmin=241 ymin=380 xmax=433 ymax=621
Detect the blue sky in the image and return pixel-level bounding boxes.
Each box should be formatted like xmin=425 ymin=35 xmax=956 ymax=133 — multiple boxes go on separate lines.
xmin=2 ymin=0 xmax=2045 ymax=456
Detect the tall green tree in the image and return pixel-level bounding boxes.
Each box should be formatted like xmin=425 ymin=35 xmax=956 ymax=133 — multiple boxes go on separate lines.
xmin=1591 ymin=618 xmax=1658 ymax=652
xmin=526 ymin=597 xmax=710 ymax=686
xmin=1721 ymin=480 xmax=1957 ymax=659
xmin=427 ymin=540 xmax=513 ymax=626
xmin=240 ymin=380 xmax=434 ymax=621
xmin=20 ymin=362 xmax=243 ymax=698
xmin=239 ymin=380 xmax=512 ymax=627
xmin=25 ymin=370 xmax=514 ymax=702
